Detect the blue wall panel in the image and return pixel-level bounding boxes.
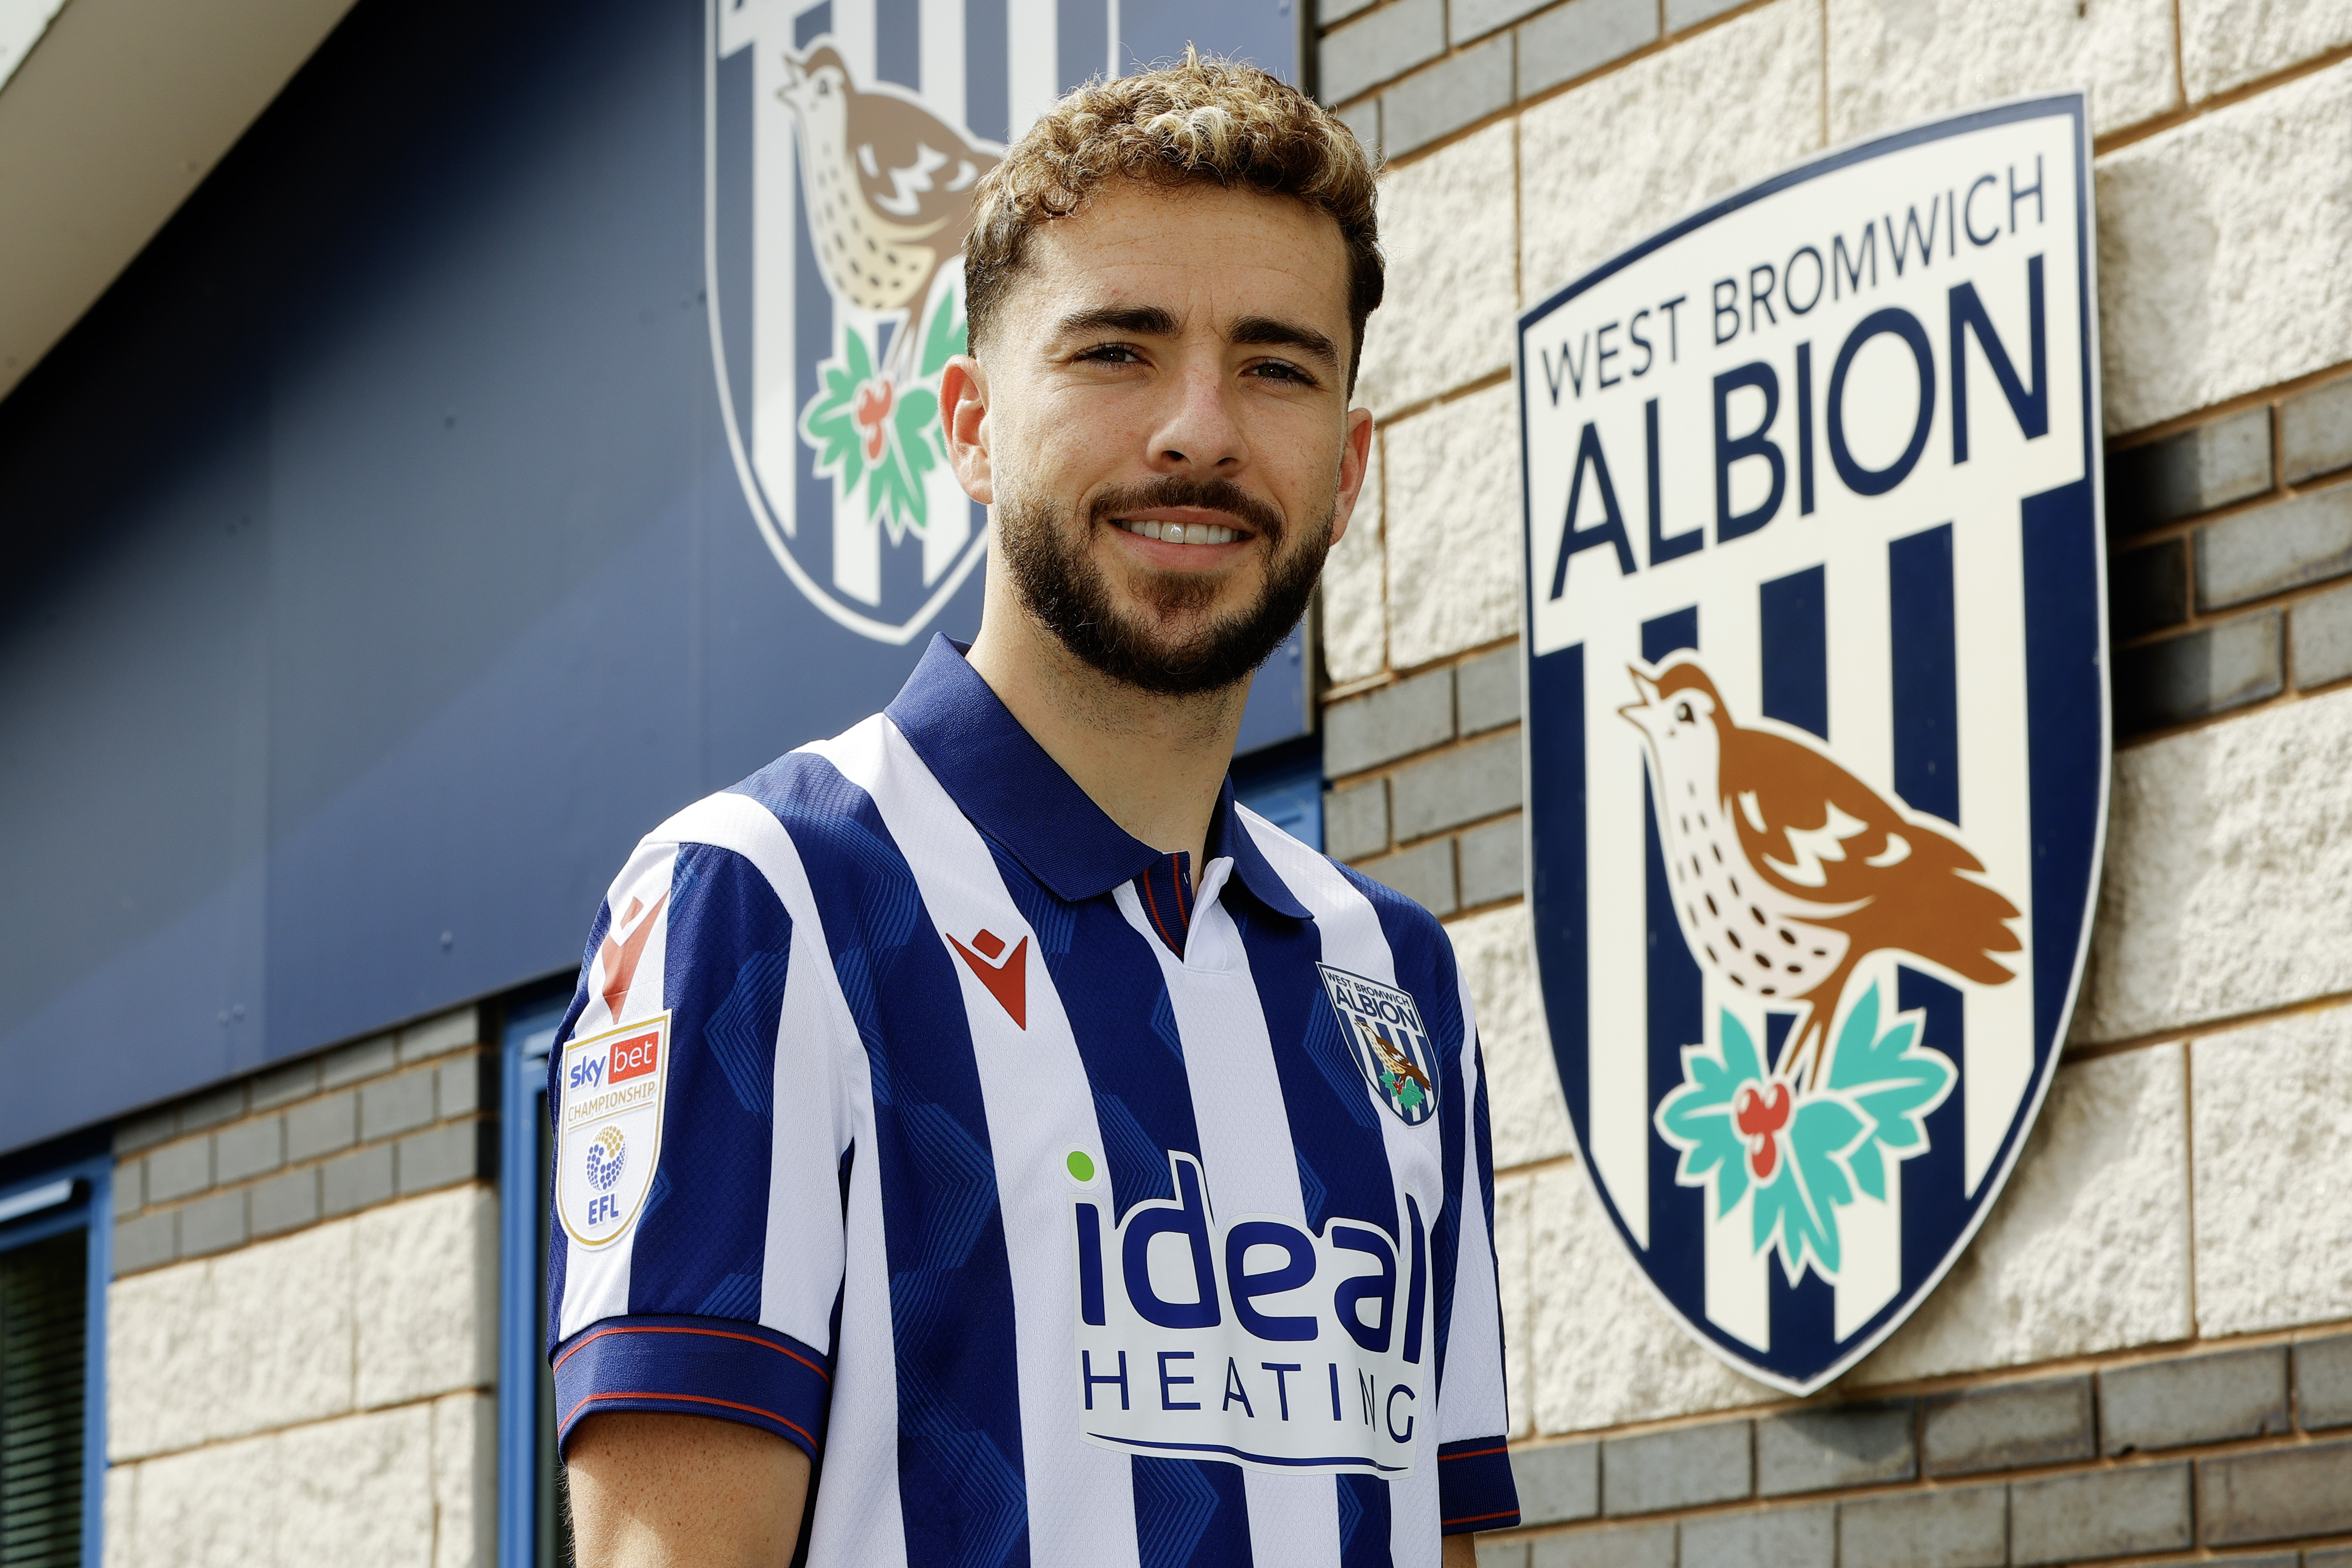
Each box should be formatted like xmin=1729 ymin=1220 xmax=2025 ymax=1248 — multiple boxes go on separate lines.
xmin=0 ymin=0 xmax=1299 ymax=1153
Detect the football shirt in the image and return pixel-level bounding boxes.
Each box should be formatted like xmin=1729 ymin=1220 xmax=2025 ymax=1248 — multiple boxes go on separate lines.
xmin=546 ymin=635 xmax=1520 ymax=1566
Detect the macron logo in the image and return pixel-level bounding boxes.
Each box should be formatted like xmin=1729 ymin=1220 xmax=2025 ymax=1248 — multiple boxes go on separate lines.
xmin=947 ymin=927 xmax=1028 ymax=1029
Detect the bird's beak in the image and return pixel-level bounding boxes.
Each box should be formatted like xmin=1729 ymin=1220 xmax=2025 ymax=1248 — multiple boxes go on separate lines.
xmin=1618 ymin=669 xmax=1664 ymax=735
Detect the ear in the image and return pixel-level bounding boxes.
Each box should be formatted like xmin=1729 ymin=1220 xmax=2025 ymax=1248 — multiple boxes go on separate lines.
xmin=1328 ymin=406 xmax=1375 ymax=550
xmin=940 ymin=355 xmax=993 ymax=504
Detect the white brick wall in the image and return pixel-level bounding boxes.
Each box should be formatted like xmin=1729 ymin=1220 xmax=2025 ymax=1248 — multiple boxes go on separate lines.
xmin=1853 ymin=1046 xmax=2194 ymax=1386
xmin=1382 ymin=380 xmax=1523 ymax=668
xmin=1825 ymin=0 xmax=2177 ymax=143
xmin=2192 ymin=1007 xmax=2352 ymax=1337
xmin=2074 ymin=685 xmax=2352 ymax=1044
xmin=105 ymin=1187 xmax=497 ymax=1567
xmin=1326 ymin=0 xmax=2352 ymax=1451
xmin=1356 ymin=121 xmax=1518 ymax=420
xmin=2179 ymin=0 xmax=2352 ymax=99
xmin=1517 ymin=0 xmax=1824 ymax=305
xmin=2096 ymin=57 xmax=2352 ymax=434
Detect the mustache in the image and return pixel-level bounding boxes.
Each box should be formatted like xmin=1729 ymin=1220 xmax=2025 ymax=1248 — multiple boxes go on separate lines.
xmin=1088 ymin=476 xmax=1286 ymax=542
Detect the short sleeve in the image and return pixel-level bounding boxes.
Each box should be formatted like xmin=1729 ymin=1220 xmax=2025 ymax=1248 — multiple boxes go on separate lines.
xmin=545 ymin=835 xmax=851 ymax=1463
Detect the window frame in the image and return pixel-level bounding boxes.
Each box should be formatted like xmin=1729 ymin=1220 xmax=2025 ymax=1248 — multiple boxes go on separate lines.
xmin=497 ymin=992 xmax=573 ymax=1568
xmin=0 ymin=1153 xmax=111 ymax=1568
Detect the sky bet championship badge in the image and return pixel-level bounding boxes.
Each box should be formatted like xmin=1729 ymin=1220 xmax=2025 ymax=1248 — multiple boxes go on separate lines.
xmin=706 ymin=0 xmax=1009 ymax=644
xmin=559 ymin=1012 xmax=672 ymax=1248
xmin=1517 ymin=97 xmax=2109 ymax=1393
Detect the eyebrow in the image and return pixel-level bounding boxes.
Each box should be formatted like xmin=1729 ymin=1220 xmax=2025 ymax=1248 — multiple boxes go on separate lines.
xmin=1053 ymin=305 xmax=1342 ymax=375
xmin=1054 ymin=304 xmax=1178 ymax=338
xmin=1228 ymin=314 xmax=1341 ymax=373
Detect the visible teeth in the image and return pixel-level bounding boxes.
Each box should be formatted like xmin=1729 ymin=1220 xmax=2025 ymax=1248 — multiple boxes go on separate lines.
xmin=1121 ymin=519 xmax=1239 ymax=545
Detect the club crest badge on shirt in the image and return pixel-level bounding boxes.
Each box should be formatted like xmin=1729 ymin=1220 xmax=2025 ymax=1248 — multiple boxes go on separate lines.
xmin=1318 ymin=966 xmax=1440 ymax=1127
xmin=558 ymin=1012 xmax=672 ymax=1248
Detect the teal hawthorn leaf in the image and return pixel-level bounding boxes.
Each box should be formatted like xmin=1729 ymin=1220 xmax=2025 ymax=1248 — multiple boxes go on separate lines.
xmin=1656 ymin=1010 xmax=1768 ymax=1220
xmin=920 ymin=287 xmax=967 ymax=379
xmin=1825 ymin=982 xmax=1956 ymax=1202
xmin=1754 ymin=1097 xmax=1865 ymax=1276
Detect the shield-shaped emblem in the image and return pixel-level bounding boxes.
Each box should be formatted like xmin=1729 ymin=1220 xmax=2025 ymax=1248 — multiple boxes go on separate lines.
xmin=559 ymin=1012 xmax=672 ymax=1248
xmin=707 ymin=0 xmax=1036 ymax=644
xmin=1319 ymin=964 xmax=1442 ymax=1127
xmin=1518 ymin=97 xmax=2108 ymax=1393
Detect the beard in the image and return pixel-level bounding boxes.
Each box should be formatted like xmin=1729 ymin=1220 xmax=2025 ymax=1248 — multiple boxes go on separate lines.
xmin=996 ymin=474 xmax=1332 ymax=697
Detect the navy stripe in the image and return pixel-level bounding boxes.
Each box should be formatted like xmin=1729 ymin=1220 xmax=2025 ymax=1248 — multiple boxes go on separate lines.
xmin=552 ymin=1313 xmax=833 ymax=1462
xmin=993 ymin=848 xmax=1254 ymax=1567
xmin=734 ymin=751 xmax=1030 ymax=1568
xmin=1754 ymin=577 xmax=1837 ymax=1368
xmin=2022 ymin=478 xmax=2102 ymax=1056
xmin=1057 ymin=0 xmax=1107 ymax=90
xmin=876 ymin=0 xmax=920 ymax=87
xmin=1889 ymin=524 xmax=1961 ymax=824
xmin=795 ymin=3 xmax=833 ymax=47
xmin=1352 ymin=886 xmax=1464 ymax=1397
xmin=1525 ymin=645 xmax=1588 ymax=1196
xmin=965 ymin=0 xmax=1009 ymax=142
xmin=1640 ymin=610 xmax=1705 ymax=1320
xmin=1758 ymin=566 xmax=1828 ymax=740
xmin=1338 ymin=1472 xmax=1392 ymax=1567
xmin=1888 ymin=522 xmax=1970 ymax=1302
xmin=629 ymin=846 xmax=789 ymax=1321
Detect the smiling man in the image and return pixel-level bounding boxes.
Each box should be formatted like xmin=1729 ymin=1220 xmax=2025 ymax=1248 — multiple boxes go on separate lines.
xmin=550 ymin=54 xmax=1519 ymax=1568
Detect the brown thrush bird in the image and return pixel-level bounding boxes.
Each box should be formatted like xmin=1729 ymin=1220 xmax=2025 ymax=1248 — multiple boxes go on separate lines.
xmin=777 ymin=44 xmax=1000 ymax=385
xmin=1621 ymin=656 xmax=2021 ymax=1090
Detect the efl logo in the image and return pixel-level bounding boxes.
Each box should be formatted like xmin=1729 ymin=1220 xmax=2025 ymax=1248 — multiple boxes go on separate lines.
xmin=1068 ymin=1151 xmax=1431 ymax=1476
xmin=1517 ymin=98 xmax=2107 ymax=1394
xmin=558 ymin=1012 xmax=672 ymax=1248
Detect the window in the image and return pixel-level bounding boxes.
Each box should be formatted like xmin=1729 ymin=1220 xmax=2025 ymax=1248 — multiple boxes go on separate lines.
xmin=0 ymin=1158 xmax=108 ymax=1568
xmin=498 ymin=993 xmax=575 ymax=1568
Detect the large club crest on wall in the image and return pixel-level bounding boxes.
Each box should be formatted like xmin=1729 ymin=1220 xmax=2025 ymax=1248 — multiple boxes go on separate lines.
xmin=1518 ymin=98 xmax=2109 ymax=1393
xmin=706 ymin=0 xmax=1063 ymax=644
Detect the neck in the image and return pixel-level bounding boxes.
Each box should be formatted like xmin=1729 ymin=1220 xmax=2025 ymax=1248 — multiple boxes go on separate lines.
xmin=965 ymin=579 xmax=1247 ymax=887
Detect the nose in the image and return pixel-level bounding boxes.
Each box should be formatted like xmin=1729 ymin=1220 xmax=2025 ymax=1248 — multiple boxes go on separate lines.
xmin=1146 ymin=356 xmax=1248 ymax=478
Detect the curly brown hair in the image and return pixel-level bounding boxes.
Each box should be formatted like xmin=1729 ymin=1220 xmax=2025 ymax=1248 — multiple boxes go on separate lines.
xmin=963 ymin=50 xmax=1383 ymax=395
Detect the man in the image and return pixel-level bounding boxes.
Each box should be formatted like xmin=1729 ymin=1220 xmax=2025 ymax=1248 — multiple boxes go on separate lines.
xmin=549 ymin=52 xmax=1519 ymax=1568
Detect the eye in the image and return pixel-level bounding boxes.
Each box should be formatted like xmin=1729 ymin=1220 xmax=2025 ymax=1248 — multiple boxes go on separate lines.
xmin=1247 ymin=359 xmax=1315 ymax=385
xmin=1676 ymin=702 xmax=1694 ymax=723
xmin=1075 ymin=343 xmax=1145 ymax=365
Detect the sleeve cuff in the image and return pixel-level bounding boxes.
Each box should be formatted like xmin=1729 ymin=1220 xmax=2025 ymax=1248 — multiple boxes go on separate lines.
xmin=552 ymin=1313 xmax=833 ymax=1463
xmin=1436 ymin=1436 xmax=1522 ymax=1533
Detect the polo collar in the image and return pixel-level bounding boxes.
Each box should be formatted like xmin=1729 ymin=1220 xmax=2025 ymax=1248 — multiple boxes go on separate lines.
xmin=884 ymin=635 xmax=1311 ymax=921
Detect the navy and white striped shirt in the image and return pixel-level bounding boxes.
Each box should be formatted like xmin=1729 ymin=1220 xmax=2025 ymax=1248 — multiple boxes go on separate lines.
xmin=546 ymin=635 xmax=1520 ymax=1566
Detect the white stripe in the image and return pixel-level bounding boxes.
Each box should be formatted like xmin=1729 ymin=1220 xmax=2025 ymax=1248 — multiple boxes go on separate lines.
xmin=812 ymin=718 xmax=1142 ymax=1568
xmin=1582 ymin=615 xmax=1650 ymax=1247
xmin=1824 ymin=547 xmax=1899 ymax=1339
xmin=648 ymin=793 xmax=860 ymax=1351
xmin=1108 ymin=876 xmax=1345 ymax=1567
xmin=1239 ymin=816 xmax=1471 ymax=1562
xmin=1005 ymin=0 xmax=1058 ymax=136
xmin=917 ymin=0 xmax=966 ymax=131
xmin=1953 ymin=505 xmax=2037 ymax=1195
xmin=557 ymin=843 xmax=680 ymax=1343
xmin=647 ymin=790 xmax=908 ymax=1568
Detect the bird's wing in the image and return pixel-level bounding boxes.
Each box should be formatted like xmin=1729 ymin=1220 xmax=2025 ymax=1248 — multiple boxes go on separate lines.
xmin=851 ymin=95 xmax=1001 ymax=241
xmin=1724 ymin=729 xmax=1949 ymax=905
xmin=1726 ymin=727 xmax=2024 ymax=975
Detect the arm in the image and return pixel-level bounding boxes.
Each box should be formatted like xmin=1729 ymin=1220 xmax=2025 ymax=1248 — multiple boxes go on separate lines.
xmin=568 ymin=1412 xmax=811 ymax=1568
xmin=1443 ymin=1535 xmax=1477 ymax=1568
